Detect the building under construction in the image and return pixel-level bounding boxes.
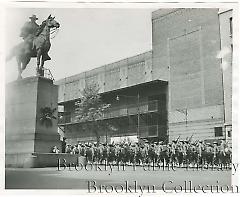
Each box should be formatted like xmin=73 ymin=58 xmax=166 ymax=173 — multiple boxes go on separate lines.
xmin=56 ymin=8 xmax=233 ymax=144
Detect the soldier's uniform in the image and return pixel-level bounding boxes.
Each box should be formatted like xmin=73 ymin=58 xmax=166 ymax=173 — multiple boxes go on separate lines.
xmin=170 ymin=141 xmax=177 ymax=164
xmin=205 ymin=143 xmax=213 ymax=165
xmin=142 ymin=143 xmax=149 ymax=164
xmin=136 ymin=145 xmax=143 ymax=165
xmin=20 ymin=20 xmax=39 ymax=39
xmin=65 ymin=144 xmax=72 ymax=154
xmin=196 ymin=141 xmax=204 ymax=165
xmin=80 ymin=145 xmax=86 ymax=157
xmin=108 ymin=144 xmax=115 ymax=163
xmin=225 ymin=143 xmax=232 ymax=165
xmin=219 ymin=140 xmax=226 ymax=164
xmin=118 ymin=144 xmax=125 ymax=164
xmin=213 ymin=142 xmax=219 ymax=164
xmin=147 ymin=144 xmax=155 ymax=164
xmin=20 ymin=15 xmax=40 ymax=56
xmin=102 ymin=144 xmax=109 ymax=163
xmin=182 ymin=141 xmax=188 ymax=164
xmin=86 ymin=144 xmax=95 ymax=163
xmin=98 ymin=144 xmax=104 ymax=163
xmin=73 ymin=144 xmax=79 ymax=154
xmin=177 ymin=141 xmax=184 ymax=166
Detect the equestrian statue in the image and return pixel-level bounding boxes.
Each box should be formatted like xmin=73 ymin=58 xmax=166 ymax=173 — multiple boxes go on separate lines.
xmin=6 ymin=14 xmax=60 ymax=79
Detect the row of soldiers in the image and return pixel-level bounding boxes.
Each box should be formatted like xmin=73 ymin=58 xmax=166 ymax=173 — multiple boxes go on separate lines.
xmin=64 ymin=139 xmax=232 ymax=166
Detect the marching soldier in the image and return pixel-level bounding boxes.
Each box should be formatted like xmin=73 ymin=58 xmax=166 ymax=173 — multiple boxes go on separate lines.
xmin=205 ymin=143 xmax=214 ymax=165
xmin=213 ymin=142 xmax=219 ymax=165
xmin=219 ymin=140 xmax=226 ymax=164
xmin=196 ymin=141 xmax=204 ymax=165
xmin=177 ymin=141 xmax=184 ymax=166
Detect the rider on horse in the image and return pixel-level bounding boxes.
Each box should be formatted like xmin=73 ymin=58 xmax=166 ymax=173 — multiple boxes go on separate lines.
xmin=7 ymin=14 xmax=59 ymax=79
xmin=20 ymin=14 xmax=51 ymax=61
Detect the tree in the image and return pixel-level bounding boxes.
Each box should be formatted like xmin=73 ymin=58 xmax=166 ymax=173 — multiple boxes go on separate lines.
xmin=75 ymin=83 xmax=111 ymax=144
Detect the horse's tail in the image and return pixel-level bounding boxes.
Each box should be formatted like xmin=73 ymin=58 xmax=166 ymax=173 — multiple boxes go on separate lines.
xmin=6 ymin=47 xmax=16 ymax=61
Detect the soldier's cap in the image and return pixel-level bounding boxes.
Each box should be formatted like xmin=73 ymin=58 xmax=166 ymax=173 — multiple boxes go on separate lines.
xmin=159 ymin=141 xmax=163 ymax=144
xmin=29 ymin=14 xmax=38 ymax=20
xmin=213 ymin=141 xmax=218 ymax=144
xmin=206 ymin=143 xmax=211 ymax=145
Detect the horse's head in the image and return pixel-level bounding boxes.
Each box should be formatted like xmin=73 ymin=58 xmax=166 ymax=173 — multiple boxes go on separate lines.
xmin=45 ymin=14 xmax=60 ymax=29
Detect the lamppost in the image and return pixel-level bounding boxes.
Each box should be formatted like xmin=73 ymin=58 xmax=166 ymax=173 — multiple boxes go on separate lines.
xmin=116 ymin=93 xmax=140 ymax=140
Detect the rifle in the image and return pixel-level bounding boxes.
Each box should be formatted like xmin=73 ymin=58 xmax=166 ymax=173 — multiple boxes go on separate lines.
xmin=188 ymin=134 xmax=193 ymax=142
xmin=176 ymin=135 xmax=180 ymax=142
xmin=162 ymin=138 xmax=168 ymax=145
xmin=194 ymin=139 xmax=199 ymax=145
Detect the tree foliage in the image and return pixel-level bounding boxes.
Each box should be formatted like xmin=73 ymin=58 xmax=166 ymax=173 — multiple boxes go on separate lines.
xmin=75 ymin=83 xmax=111 ymax=143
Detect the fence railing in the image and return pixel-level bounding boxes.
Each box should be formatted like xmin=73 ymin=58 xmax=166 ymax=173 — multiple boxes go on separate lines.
xmin=103 ymin=100 xmax=160 ymax=119
xmin=41 ymin=68 xmax=55 ymax=81
xmin=58 ymin=113 xmax=167 ymax=138
xmin=58 ymin=100 xmax=164 ymax=125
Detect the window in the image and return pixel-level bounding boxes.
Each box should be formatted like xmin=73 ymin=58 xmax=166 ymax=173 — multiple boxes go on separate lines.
xmin=227 ymin=130 xmax=232 ymax=137
xmin=214 ymin=127 xmax=223 ymax=137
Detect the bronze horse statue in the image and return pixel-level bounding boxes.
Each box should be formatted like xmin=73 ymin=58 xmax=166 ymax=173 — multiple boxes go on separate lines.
xmin=6 ymin=15 xmax=60 ymax=79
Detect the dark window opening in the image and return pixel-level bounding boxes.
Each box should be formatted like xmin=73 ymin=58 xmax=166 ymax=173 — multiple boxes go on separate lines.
xmin=227 ymin=130 xmax=232 ymax=137
xmin=214 ymin=127 xmax=223 ymax=137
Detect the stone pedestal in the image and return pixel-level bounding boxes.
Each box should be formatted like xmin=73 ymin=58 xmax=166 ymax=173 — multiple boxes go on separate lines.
xmin=5 ymin=76 xmax=61 ymax=168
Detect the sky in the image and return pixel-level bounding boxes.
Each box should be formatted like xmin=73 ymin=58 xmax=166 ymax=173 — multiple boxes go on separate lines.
xmin=5 ymin=7 xmax=156 ymax=82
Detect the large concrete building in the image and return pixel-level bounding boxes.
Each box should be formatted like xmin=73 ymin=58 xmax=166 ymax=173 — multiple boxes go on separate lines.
xmin=56 ymin=8 xmax=232 ymax=144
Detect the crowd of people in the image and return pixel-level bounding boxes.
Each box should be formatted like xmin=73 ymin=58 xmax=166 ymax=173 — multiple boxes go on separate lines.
xmin=56 ymin=138 xmax=232 ymax=167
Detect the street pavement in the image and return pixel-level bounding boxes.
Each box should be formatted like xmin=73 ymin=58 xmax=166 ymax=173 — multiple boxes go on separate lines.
xmin=5 ymin=165 xmax=231 ymax=191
